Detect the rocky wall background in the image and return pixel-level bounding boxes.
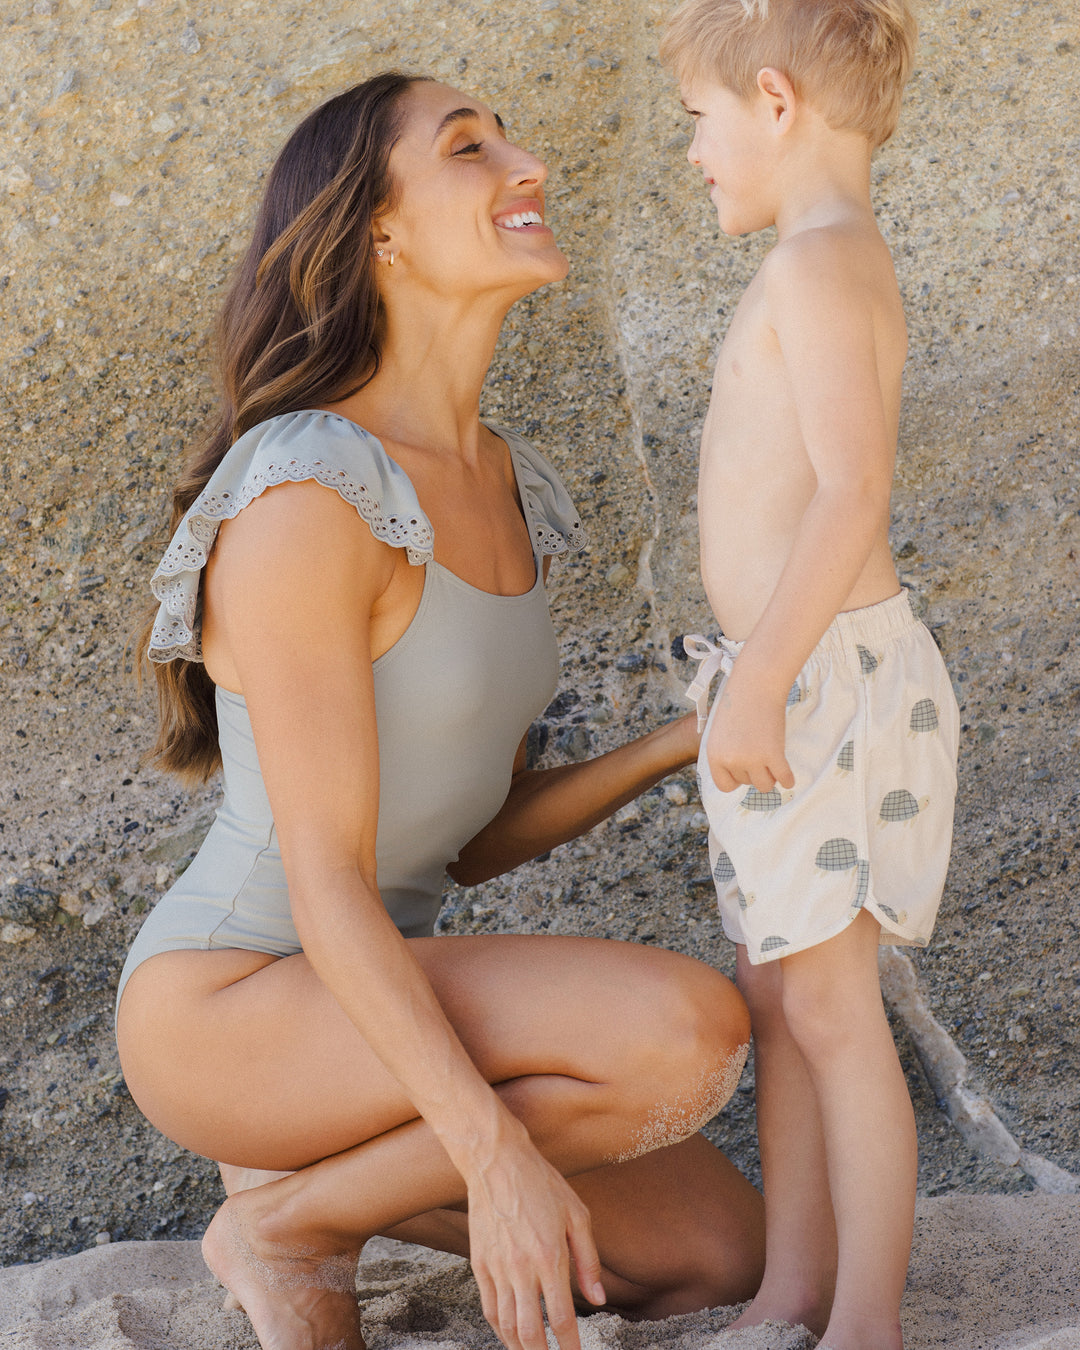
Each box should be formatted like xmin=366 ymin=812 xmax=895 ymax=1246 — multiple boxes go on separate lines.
xmin=1 ymin=0 xmax=1077 ymax=1266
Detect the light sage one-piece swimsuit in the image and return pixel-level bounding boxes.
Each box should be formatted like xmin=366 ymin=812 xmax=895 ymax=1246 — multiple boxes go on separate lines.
xmin=116 ymin=410 xmax=586 ymax=1007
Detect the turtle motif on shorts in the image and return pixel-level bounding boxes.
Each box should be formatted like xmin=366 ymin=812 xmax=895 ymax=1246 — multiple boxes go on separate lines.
xmin=786 ymin=680 xmax=803 ymax=708
xmin=713 ymin=851 xmax=737 ymax=886
xmin=836 ymin=740 xmax=855 ymax=774
xmin=737 ymin=887 xmax=753 ymax=911
xmin=853 ymin=859 xmax=870 ymax=909
xmin=760 ymin=935 xmax=790 ymax=954
xmin=740 ymin=786 xmax=784 ymax=814
xmin=878 ymin=788 xmax=929 ymax=825
xmin=909 ymin=698 xmax=939 ymax=734
xmin=857 ymin=644 xmax=880 ymax=676
xmin=815 ymin=837 xmax=859 ymax=872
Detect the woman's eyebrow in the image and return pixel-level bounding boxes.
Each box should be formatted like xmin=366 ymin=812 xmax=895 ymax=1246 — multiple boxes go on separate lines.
xmin=432 ymin=107 xmax=506 ymax=142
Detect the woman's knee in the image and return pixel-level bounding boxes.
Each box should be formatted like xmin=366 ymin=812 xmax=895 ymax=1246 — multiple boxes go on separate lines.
xmin=623 ymin=952 xmax=751 ymax=1128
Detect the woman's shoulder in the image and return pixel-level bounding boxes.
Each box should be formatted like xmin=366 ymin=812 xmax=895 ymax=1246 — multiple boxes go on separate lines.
xmin=198 ymin=410 xmax=434 ymax=560
xmin=487 ymin=423 xmax=589 ymax=559
xmin=147 ymin=410 xmax=434 ymax=664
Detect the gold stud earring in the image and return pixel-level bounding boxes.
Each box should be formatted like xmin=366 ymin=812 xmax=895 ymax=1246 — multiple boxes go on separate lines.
xmin=389 ymin=251 xmax=395 ymax=266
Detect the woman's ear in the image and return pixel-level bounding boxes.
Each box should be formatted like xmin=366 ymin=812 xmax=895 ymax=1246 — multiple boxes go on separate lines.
xmin=756 ymin=66 xmax=796 ymax=132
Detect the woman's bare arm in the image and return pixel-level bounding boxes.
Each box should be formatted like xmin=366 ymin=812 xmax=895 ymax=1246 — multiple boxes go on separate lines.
xmin=449 ymin=712 xmax=700 ymax=886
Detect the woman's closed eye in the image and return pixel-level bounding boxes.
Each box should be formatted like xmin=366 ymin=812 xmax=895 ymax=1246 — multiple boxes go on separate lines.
xmin=453 ymin=141 xmax=484 ymax=156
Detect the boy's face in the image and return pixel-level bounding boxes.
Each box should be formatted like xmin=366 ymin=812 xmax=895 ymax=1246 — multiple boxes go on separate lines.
xmin=681 ymin=77 xmax=778 ymax=236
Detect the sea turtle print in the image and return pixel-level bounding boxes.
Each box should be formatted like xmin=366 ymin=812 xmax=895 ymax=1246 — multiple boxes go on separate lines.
xmin=760 ymin=935 xmax=790 ymax=954
xmin=815 ymin=837 xmax=859 ymax=871
xmin=836 ymin=740 xmax=855 ymax=773
xmin=909 ymin=698 xmax=939 ymax=734
xmin=786 ymin=680 xmax=803 ymax=708
xmin=713 ymin=851 xmax=737 ymax=886
xmin=853 ymin=859 xmax=870 ymax=909
xmin=857 ymin=644 xmax=880 ymax=676
xmin=739 ymin=786 xmax=785 ymax=814
xmin=878 ymin=788 xmax=929 ymax=824
xmin=737 ymin=887 xmax=752 ymax=911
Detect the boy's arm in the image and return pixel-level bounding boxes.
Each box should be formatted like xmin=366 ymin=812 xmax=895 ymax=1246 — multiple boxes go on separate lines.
xmin=707 ymin=232 xmax=898 ymax=794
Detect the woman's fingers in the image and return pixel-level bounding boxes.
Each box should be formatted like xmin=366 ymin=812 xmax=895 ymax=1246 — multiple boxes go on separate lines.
xmin=567 ymin=1203 xmax=605 ymax=1306
xmin=510 ymin=1284 xmax=549 ymax=1350
xmin=542 ymin=1274 xmax=583 ymax=1350
xmin=473 ymin=1218 xmax=591 ymax=1350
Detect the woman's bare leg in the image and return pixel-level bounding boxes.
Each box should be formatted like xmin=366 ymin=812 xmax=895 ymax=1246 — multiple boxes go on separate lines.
xmin=117 ymin=934 xmax=753 ymax=1348
xmin=385 ymin=1132 xmax=764 ymax=1318
xmin=727 ymin=945 xmax=836 ymax=1336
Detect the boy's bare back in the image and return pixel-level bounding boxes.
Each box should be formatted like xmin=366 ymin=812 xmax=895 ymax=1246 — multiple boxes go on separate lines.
xmin=699 ymin=209 xmax=906 ymax=642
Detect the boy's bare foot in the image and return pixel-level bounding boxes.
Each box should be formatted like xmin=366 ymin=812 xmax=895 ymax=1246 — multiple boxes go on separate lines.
xmin=203 ymin=1195 xmax=365 ymax=1350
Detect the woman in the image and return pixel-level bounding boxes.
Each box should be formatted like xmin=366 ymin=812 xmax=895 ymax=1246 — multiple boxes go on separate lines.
xmin=116 ymin=72 xmax=763 ymax=1350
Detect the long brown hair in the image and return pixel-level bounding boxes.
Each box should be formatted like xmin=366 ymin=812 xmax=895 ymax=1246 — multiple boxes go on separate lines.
xmin=141 ymin=71 xmax=430 ymax=783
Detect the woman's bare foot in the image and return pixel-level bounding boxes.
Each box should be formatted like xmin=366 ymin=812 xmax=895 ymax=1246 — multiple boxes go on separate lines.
xmin=217 ymin=1165 xmax=298 ymax=1309
xmin=727 ymin=1289 xmax=831 ymax=1338
xmin=203 ymin=1194 xmax=365 ymax=1350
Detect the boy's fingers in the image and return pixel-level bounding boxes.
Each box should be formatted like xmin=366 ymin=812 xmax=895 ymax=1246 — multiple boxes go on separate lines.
xmin=710 ymin=762 xmax=740 ymax=792
xmin=774 ymin=757 xmax=795 ymax=789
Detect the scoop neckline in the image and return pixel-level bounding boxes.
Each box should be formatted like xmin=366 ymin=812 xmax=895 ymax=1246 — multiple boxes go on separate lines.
xmin=295 ymin=408 xmax=542 ymax=601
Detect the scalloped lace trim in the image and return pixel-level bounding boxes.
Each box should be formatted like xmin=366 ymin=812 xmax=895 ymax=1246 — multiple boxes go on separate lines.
xmin=532 ymin=518 xmax=588 ymax=557
xmin=147 ymin=443 xmax=589 ymax=665
xmin=147 ymin=455 xmax=434 ymax=664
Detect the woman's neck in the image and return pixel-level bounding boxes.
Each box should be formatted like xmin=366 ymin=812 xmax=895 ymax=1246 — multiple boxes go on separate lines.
xmin=337 ymin=293 xmax=509 ymax=466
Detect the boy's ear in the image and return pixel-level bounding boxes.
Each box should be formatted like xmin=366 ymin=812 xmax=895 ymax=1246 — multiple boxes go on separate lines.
xmin=755 ymin=66 xmax=797 ymax=132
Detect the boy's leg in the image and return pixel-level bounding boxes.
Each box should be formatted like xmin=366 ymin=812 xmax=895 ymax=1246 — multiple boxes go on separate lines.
xmin=780 ymin=911 xmax=914 ymax=1350
xmin=728 ymin=944 xmax=836 ymax=1336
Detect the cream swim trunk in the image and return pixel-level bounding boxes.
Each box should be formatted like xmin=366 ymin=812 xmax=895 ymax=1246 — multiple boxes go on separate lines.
xmin=685 ymin=591 xmax=960 ymax=965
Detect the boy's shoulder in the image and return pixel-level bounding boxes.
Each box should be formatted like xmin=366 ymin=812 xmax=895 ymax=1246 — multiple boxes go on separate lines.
xmin=764 ymin=217 xmax=887 ymax=280
xmin=759 ymin=218 xmax=898 ymax=318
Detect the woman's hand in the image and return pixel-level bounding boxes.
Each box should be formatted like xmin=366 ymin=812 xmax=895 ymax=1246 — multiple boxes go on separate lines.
xmin=467 ymin=1136 xmax=605 ymax=1350
xmin=706 ymin=671 xmax=794 ymax=795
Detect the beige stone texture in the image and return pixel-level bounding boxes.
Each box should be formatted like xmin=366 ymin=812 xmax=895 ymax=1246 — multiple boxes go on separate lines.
xmin=0 ymin=0 xmax=1077 ymax=1270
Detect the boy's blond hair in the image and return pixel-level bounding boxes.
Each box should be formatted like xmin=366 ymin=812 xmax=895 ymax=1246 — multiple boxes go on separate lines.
xmin=659 ymin=0 xmax=917 ymax=148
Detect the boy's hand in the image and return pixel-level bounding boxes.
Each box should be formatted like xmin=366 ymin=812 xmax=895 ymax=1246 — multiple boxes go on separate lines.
xmin=706 ymin=673 xmax=794 ymax=794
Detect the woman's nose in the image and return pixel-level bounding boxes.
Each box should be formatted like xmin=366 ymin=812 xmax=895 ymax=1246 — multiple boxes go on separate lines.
xmin=508 ymin=145 xmax=548 ymax=187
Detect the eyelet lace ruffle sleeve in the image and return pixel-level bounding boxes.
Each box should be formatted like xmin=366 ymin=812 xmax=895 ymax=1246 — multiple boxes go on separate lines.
xmin=494 ymin=425 xmax=589 ymax=559
xmin=147 ymin=410 xmax=434 ymax=664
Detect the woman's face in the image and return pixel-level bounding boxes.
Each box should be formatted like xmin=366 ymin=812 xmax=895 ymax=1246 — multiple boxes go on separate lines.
xmin=377 ymin=81 xmax=568 ymax=300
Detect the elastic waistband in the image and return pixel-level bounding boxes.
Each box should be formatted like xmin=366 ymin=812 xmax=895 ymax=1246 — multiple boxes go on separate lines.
xmin=813 ymin=589 xmax=918 ymax=662
xmin=682 ymin=590 xmax=920 ymax=727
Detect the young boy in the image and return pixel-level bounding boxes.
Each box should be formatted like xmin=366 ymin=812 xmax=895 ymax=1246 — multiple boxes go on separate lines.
xmin=660 ymin=3 xmax=958 ymax=1347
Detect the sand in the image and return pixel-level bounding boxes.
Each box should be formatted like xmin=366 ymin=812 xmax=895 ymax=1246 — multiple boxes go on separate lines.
xmin=1 ymin=1195 xmax=1077 ymax=1350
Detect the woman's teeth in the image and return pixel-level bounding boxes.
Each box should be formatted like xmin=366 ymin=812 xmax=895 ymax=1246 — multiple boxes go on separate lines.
xmin=501 ymin=211 xmax=543 ymax=228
